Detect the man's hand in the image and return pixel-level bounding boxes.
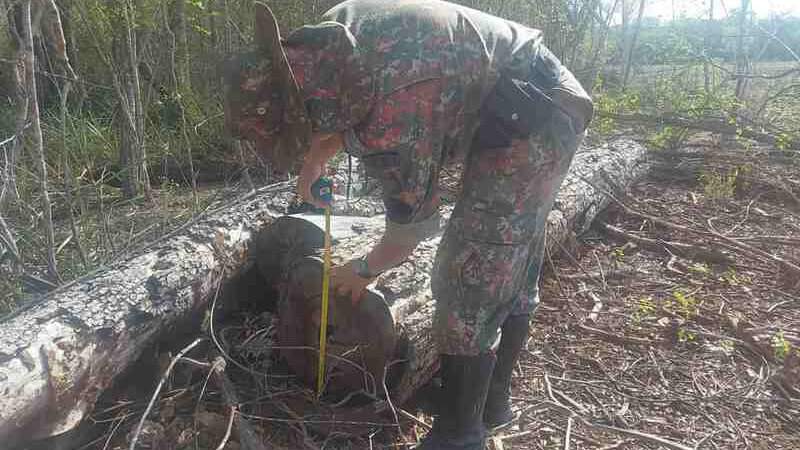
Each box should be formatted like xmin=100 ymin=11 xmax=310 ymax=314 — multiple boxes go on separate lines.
xmin=331 ymin=261 xmax=374 ymax=305
xmin=297 ymin=133 xmax=343 ymax=208
xmin=332 ymin=228 xmax=425 ymax=304
xmin=298 ymin=160 xmax=327 ymax=209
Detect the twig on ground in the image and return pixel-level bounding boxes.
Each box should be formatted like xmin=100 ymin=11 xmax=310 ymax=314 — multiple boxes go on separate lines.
xmin=543 ymin=399 xmax=695 ymax=450
xmin=553 ymin=389 xmax=589 ymax=415
xmin=238 ymin=411 xmax=397 ymax=428
xmin=592 ymin=251 xmax=607 ymax=291
xmin=215 ymin=406 xmax=236 ymax=450
xmin=578 ymin=323 xmax=655 ymax=346
xmin=597 ymin=440 xmax=633 ymax=450
xmin=600 ymin=222 xmax=733 ymax=265
xmin=767 ymin=299 xmax=795 ymax=313
xmin=381 ymin=360 xmax=404 ymax=430
xmin=587 ymin=292 xmax=604 ymax=323
xmin=545 ymin=234 xmax=565 ymax=294
xmin=553 ymin=238 xmax=598 ymax=283
xmin=564 ymin=416 xmax=573 ymax=450
xmin=209 ymin=354 xmax=268 ymax=450
xmin=128 ymin=337 xmax=205 ymax=450
xmin=706 ymin=218 xmax=800 ymax=277
xmin=588 ymin=422 xmax=695 ymax=450
xmin=103 ymin=417 xmax=127 ymax=450
xmin=398 ymin=409 xmax=431 ymax=430
xmin=582 ymin=176 xmax=800 ymax=277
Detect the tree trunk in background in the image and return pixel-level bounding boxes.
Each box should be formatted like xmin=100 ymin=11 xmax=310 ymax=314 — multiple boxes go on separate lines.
xmin=622 ymin=0 xmax=646 ymax=91
xmin=166 ymin=1 xmax=199 ymax=206
xmin=620 ymin=0 xmax=630 ymax=85
xmin=174 ymin=0 xmax=191 ymax=88
xmin=22 ymin=0 xmax=59 ymax=282
xmin=735 ymin=0 xmax=750 ymax=102
xmin=704 ymin=0 xmax=714 ymax=94
xmin=585 ymin=0 xmax=620 ymax=95
xmin=5 ymin=2 xmax=26 ymax=205
xmin=115 ymin=0 xmax=150 ymax=199
xmin=58 ymin=0 xmax=87 ymax=112
xmin=59 ymin=78 xmax=89 ymax=269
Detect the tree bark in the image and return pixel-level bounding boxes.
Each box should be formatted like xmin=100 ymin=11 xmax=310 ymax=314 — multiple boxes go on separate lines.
xmin=0 ymin=139 xmax=650 ymax=444
xmin=0 ymin=181 xmax=297 ymax=446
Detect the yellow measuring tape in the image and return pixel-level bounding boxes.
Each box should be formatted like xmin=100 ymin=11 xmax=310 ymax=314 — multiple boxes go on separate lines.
xmin=316 ymin=206 xmax=332 ymax=396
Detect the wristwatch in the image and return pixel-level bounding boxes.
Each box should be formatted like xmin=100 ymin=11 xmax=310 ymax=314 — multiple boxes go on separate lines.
xmin=354 ymin=256 xmax=378 ymax=279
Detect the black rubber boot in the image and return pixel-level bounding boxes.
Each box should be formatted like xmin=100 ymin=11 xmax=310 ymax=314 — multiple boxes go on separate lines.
xmin=483 ymin=314 xmax=530 ymax=428
xmin=416 ymin=354 xmax=496 ymax=450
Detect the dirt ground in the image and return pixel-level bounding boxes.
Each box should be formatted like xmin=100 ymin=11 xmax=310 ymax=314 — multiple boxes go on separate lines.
xmin=493 ymin=139 xmax=800 ymax=449
xmin=77 ymin=138 xmax=799 ymax=450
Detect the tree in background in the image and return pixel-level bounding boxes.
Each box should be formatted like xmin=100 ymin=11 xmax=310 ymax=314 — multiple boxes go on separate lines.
xmin=0 ymin=0 xmax=797 ymax=308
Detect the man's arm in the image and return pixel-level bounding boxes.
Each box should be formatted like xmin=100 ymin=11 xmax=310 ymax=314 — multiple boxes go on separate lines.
xmin=331 ymin=79 xmax=446 ymax=303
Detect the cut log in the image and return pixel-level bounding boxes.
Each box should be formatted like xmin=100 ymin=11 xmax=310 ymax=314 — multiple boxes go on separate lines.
xmin=251 ymin=138 xmax=651 ymax=433
xmin=0 ymin=138 xmax=649 ymax=445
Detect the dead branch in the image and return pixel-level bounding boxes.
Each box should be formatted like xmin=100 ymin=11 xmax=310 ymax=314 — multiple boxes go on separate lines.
xmin=602 ymin=112 xmax=798 ymax=151
xmin=129 ymin=337 xmax=205 ymax=450
xmin=544 ymin=372 xmax=695 ymax=450
xmin=581 ymin=176 xmax=800 ymax=279
xmin=578 ymin=323 xmax=655 ymax=347
xmin=209 ymin=356 xmax=267 ymax=450
xmin=600 ymin=222 xmax=733 ymax=265
xmin=215 ymin=406 xmax=237 ymax=450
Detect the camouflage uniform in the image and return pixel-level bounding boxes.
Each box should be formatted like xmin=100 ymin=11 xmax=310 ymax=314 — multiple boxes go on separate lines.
xmin=262 ymin=0 xmax=592 ymax=355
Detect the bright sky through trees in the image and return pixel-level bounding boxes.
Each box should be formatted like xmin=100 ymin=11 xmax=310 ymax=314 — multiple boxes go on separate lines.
xmin=647 ymin=0 xmax=800 ymax=20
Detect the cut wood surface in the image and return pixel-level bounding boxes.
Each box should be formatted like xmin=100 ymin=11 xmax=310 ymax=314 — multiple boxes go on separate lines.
xmin=0 ymin=138 xmax=649 ymax=445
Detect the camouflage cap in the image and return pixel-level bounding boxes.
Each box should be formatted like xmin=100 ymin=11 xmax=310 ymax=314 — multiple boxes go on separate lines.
xmin=223 ymin=2 xmax=311 ymax=173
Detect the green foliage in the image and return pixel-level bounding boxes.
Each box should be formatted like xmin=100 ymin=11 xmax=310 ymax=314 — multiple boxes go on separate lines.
xmin=720 ymin=268 xmax=751 ymax=286
xmin=688 ymin=262 xmax=711 ymax=275
xmin=699 ymin=168 xmax=739 ymax=201
xmin=775 ymin=133 xmax=794 ymax=152
xmin=671 ymin=290 xmax=698 ymax=319
xmin=771 ymin=331 xmax=792 ymax=362
xmin=626 ymin=15 xmax=800 ymax=65
xmin=592 ymin=75 xmax=643 ymax=135
xmin=0 ymin=276 xmax=23 ymax=315
xmin=664 ymin=290 xmax=700 ymax=343
xmin=648 ymin=126 xmax=691 ymax=150
xmin=631 ymin=295 xmax=656 ymax=325
xmin=677 ymin=327 xmax=696 ymax=343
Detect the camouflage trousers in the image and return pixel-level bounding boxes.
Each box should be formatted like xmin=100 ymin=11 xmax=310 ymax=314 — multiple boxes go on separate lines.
xmin=431 ymin=95 xmax=583 ymax=356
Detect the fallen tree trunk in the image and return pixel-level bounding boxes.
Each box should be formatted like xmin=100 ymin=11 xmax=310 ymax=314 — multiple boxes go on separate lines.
xmin=250 ymin=138 xmax=651 ymax=434
xmin=0 ymin=138 xmax=649 ymax=445
xmin=0 ymin=182 xmax=299 ymax=446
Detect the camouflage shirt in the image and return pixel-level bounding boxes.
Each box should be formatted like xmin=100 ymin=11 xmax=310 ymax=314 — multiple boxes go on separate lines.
xmin=284 ymin=0 xmax=546 ymax=232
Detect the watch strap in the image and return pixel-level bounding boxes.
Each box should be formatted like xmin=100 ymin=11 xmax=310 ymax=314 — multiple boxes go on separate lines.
xmin=354 ymin=256 xmax=377 ymax=279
